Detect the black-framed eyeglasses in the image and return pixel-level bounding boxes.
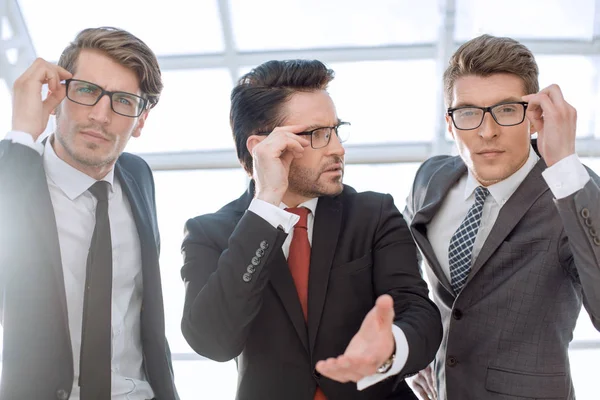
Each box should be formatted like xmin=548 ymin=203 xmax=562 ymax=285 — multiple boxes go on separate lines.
xmin=64 ymin=79 xmax=148 ymax=118
xmin=447 ymin=101 xmax=529 ymax=130
xmin=257 ymin=121 xmax=351 ymax=149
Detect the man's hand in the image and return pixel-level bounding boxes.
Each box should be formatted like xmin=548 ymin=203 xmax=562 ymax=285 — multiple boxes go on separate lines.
xmin=407 ymin=364 xmax=437 ymax=400
xmin=522 ymin=84 xmax=577 ymax=167
xmin=250 ymin=126 xmax=310 ymax=206
xmin=12 ymin=58 xmax=72 ymax=140
xmin=315 ymin=294 xmax=396 ymax=383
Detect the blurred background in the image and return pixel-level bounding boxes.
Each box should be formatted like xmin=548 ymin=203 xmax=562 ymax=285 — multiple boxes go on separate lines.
xmin=1 ymin=0 xmax=600 ymax=398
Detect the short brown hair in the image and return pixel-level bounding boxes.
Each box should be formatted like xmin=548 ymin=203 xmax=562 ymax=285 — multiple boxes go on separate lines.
xmin=230 ymin=59 xmax=334 ymax=176
xmin=58 ymin=26 xmax=163 ymax=108
xmin=443 ymin=34 xmax=539 ymax=106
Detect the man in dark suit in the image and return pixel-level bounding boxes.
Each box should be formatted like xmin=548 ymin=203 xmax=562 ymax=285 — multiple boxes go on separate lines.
xmin=180 ymin=60 xmax=442 ymax=400
xmin=0 ymin=27 xmax=178 ymax=399
xmin=404 ymin=34 xmax=600 ymax=400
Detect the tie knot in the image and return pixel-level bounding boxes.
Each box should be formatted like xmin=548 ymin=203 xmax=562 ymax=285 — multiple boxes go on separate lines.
xmin=89 ymin=181 xmax=110 ymax=203
xmin=286 ymin=207 xmax=310 ymax=229
xmin=474 ymin=186 xmax=490 ymax=204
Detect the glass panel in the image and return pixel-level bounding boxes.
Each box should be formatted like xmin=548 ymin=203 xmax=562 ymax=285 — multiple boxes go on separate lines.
xmin=536 ymin=56 xmax=595 ymax=138
xmin=230 ymin=0 xmax=440 ymax=51
xmin=17 ymin=0 xmax=224 ymax=59
xmin=0 ymin=79 xmax=12 ymax=135
xmin=173 ymin=360 xmax=237 ymax=399
xmin=343 ymin=162 xmax=421 ymax=211
xmin=153 ymin=169 xmax=248 ymax=354
xmin=570 ymin=348 xmax=600 ymax=398
xmin=455 ymin=0 xmax=595 ymax=40
xmin=327 ymin=60 xmax=437 ymax=145
xmin=125 ymin=69 xmax=234 ymax=154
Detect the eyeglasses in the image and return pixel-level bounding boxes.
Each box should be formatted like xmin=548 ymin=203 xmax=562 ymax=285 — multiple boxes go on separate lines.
xmin=257 ymin=122 xmax=351 ymax=149
xmin=447 ymin=101 xmax=528 ymax=130
xmin=64 ymin=79 xmax=148 ymax=118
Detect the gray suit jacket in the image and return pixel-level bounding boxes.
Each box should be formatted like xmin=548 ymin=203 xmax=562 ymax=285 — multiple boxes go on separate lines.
xmin=404 ymin=147 xmax=600 ymax=400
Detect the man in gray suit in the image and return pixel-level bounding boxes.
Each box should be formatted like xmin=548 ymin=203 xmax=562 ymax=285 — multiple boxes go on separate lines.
xmin=404 ymin=34 xmax=600 ymax=399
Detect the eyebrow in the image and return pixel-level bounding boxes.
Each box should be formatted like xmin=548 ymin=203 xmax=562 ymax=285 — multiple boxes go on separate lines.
xmin=303 ymin=118 xmax=342 ymax=131
xmin=452 ymin=97 xmax=523 ymax=108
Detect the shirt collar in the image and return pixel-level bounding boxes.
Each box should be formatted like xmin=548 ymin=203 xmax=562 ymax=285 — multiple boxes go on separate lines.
xmin=464 ymin=145 xmax=539 ymax=205
xmin=43 ymin=135 xmax=115 ymax=201
xmin=281 ymin=197 xmax=319 ymax=216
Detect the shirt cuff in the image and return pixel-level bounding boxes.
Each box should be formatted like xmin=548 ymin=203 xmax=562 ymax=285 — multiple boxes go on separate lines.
xmin=248 ymin=198 xmax=299 ymax=234
xmin=356 ymin=324 xmax=409 ymax=391
xmin=4 ymin=130 xmax=44 ymax=155
xmin=542 ymin=154 xmax=590 ymax=199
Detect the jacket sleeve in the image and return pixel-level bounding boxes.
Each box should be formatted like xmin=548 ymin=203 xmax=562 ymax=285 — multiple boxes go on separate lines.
xmin=374 ymin=194 xmax=443 ymax=379
xmin=556 ymin=168 xmax=600 ymax=331
xmin=180 ymin=210 xmax=288 ymax=361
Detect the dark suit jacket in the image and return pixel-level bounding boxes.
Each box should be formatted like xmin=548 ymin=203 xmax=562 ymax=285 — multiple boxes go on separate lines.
xmin=0 ymin=139 xmax=179 ymax=400
xmin=404 ymin=146 xmax=600 ymax=400
xmin=180 ymin=182 xmax=442 ymax=400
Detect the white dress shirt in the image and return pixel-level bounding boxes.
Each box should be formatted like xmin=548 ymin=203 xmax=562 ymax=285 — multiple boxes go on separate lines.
xmin=5 ymin=131 xmax=153 ymax=399
xmin=248 ymin=197 xmax=409 ymax=391
xmin=428 ymin=146 xmax=591 ymax=283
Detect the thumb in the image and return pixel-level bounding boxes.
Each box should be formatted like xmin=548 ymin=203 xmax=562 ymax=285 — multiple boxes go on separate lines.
xmin=42 ymin=87 xmax=66 ymax=115
xmin=374 ymin=294 xmax=395 ymax=326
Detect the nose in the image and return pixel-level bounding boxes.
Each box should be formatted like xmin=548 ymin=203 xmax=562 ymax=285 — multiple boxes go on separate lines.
xmin=477 ymin=111 xmax=499 ymax=140
xmin=88 ymin=94 xmax=112 ymax=124
xmin=327 ymin=132 xmax=345 ymax=157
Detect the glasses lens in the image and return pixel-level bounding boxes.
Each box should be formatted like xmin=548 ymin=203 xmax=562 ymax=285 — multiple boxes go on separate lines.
xmin=311 ymin=128 xmax=332 ymax=149
xmin=112 ymin=92 xmax=144 ymax=117
xmin=452 ymin=108 xmax=484 ymax=130
xmin=491 ymin=103 xmax=525 ymax=126
xmin=67 ymin=80 xmax=102 ymax=106
xmin=336 ymin=123 xmax=350 ymax=143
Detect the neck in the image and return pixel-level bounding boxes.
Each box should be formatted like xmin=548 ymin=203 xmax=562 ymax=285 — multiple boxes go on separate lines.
xmin=282 ymin=191 xmax=313 ymax=208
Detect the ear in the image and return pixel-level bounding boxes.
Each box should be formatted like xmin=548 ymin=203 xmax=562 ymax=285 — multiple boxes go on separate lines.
xmin=527 ymin=118 xmax=537 ymax=136
xmin=246 ymin=134 xmax=266 ymax=157
xmin=445 ymin=114 xmax=455 ymax=140
xmin=132 ymin=110 xmax=149 ymax=138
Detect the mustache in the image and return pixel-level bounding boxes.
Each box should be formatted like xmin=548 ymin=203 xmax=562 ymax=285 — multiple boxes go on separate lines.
xmin=321 ymin=157 xmax=344 ymax=171
xmin=77 ymin=124 xmax=110 ymax=137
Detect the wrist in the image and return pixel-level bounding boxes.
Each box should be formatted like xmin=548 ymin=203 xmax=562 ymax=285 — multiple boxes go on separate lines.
xmin=377 ymin=334 xmax=396 ymax=374
xmin=544 ymin=149 xmax=575 ymax=168
xmin=255 ymin=188 xmax=284 ymax=207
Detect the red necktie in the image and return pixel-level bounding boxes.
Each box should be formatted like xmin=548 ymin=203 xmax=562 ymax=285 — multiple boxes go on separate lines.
xmin=286 ymin=207 xmax=327 ymax=400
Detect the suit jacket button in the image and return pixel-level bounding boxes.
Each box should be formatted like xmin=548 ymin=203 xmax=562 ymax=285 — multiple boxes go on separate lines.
xmin=585 ymin=218 xmax=593 ymax=227
xmin=581 ymin=208 xmax=590 ymax=219
xmin=313 ymin=369 xmax=322 ymax=380
xmin=447 ymin=356 xmax=457 ymax=367
xmin=590 ymin=227 xmax=597 ymax=237
xmin=56 ymin=389 xmax=69 ymax=400
xmin=247 ymin=265 xmax=256 ymax=274
xmin=452 ymin=309 xmax=463 ymax=320
xmin=256 ymin=248 xmax=265 ymax=257
xmin=251 ymin=256 xmax=260 ymax=266
xmin=260 ymin=240 xmax=269 ymax=250
xmin=594 ymin=237 xmax=600 ymax=246
xmin=243 ymin=272 xmax=252 ymax=282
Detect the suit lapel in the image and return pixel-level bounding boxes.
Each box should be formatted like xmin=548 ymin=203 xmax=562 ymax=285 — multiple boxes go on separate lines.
xmin=115 ymin=163 xmax=164 ymax=331
xmin=27 ymin=163 xmax=73 ymax=361
xmin=467 ymin=159 xmax=549 ymax=283
xmin=411 ymin=157 xmax=466 ymax=295
xmin=307 ymin=195 xmax=342 ymax=354
xmin=268 ymin=250 xmax=310 ymax=352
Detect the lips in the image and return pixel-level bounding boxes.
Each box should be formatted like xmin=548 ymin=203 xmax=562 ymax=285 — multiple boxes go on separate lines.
xmin=323 ymin=163 xmax=343 ymax=173
xmin=80 ymin=130 xmax=109 ymax=142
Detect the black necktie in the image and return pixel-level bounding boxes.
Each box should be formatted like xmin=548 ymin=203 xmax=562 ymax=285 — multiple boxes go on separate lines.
xmin=79 ymin=181 xmax=113 ymax=399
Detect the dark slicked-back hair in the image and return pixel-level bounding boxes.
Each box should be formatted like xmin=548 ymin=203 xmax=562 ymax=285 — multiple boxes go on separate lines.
xmin=230 ymin=59 xmax=334 ymax=175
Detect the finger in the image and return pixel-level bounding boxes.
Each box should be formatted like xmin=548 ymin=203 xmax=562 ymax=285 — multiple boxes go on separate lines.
xmin=410 ymin=381 xmax=431 ymax=400
xmin=374 ymin=294 xmax=395 ymax=325
xmin=42 ymin=87 xmax=67 ymax=115
xmin=316 ymin=358 xmax=357 ymax=383
xmin=539 ymin=83 xmax=565 ymax=106
xmin=273 ymin=124 xmax=311 ymax=135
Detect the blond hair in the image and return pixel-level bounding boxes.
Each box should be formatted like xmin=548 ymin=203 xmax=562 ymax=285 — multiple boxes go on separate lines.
xmin=58 ymin=27 xmax=163 ymax=108
xmin=443 ymin=34 xmax=539 ymax=106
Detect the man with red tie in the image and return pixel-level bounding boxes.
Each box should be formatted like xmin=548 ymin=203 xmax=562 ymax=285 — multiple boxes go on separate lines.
xmin=180 ymin=59 xmax=442 ymax=400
